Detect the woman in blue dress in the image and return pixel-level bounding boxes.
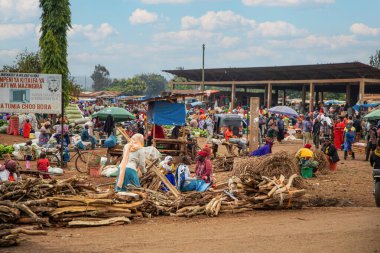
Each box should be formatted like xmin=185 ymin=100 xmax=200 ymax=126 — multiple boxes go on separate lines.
xmin=344 ymin=128 xmax=355 ymax=160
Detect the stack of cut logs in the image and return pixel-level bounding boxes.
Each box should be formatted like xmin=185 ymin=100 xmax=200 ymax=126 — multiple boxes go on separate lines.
xmin=0 ymin=173 xmax=306 ymax=247
xmin=213 ymin=155 xmax=236 ymax=172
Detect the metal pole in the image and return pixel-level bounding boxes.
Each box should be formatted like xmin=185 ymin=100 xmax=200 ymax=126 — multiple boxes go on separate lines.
xmin=201 ymin=44 xmax=205 ymax=91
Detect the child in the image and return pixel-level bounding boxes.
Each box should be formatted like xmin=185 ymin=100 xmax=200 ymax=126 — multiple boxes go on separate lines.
xmin=37 ymin=152 xmax=51 ymax=179
xmin=23 ymin=140 xmax=35 ymax=170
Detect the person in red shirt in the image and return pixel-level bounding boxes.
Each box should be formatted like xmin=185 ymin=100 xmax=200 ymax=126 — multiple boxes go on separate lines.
xmin=37 ymin=153 xmax=51 ymax=179
xmin=224 ymin=127 xmax=234 ymax=141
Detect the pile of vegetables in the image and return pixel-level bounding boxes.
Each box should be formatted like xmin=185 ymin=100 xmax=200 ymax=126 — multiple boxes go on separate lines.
xmin=0 ymin=119 xmax=7 ymax=127
xmin=0 ymin=144 xmax=14 ymax=156
xmin=65 ymin=104 xmax=83 ymax=123
xmin=191 ymin=128 xmax=208 ymax=138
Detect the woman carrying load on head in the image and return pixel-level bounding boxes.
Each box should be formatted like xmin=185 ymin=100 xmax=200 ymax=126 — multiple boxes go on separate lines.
xmin=115 ymin=133 xmax=146 ymax=192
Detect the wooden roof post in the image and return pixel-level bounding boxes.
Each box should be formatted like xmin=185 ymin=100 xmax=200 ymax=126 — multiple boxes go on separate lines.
xmin=301 ymin=85 xmax=306 ymax=113
xmin=309 ymin=82 xmax=314 ymax=113
xmin=359 ymin=79 xmax=365 ymax=104
xmin=345 ymin=84 xmax=351 ymax=106
xmin=249 ymin=97 xmax=260 ymax=153
xmin=282 ymin=89 xmax=286 ymax=105
xmin=230 ymin=81 xmax=236 ymax=110
xmin=267 ymin=83 xmax=272 ymax=109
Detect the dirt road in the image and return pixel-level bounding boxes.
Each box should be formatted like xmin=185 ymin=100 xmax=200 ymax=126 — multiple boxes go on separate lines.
xmin=4 ymin=207 xmax=379 ymax=253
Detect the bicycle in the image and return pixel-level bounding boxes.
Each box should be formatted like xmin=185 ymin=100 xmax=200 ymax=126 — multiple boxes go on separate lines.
xmin=46 ymin=145 xmax=92 ymax=173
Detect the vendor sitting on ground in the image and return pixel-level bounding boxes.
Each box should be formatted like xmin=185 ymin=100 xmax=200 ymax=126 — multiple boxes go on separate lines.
xmin=0 ymin=159 xmax=20 ymax=182
xmin=38 ymin=127 xmax=50 ymax=147
xmin=195 ymin=146 xmax=213 ymax=183
xmin=321 ymin=138 xmax=340 ymax=171
xmin=249 ymin=139 xmax=273 ymax=157
xmin=159 ymin=156 xmax=176 ymax=188
xmin=295 ymin=144 xmax=318 ymax=175
xmin=81 ymin=124 xmax=96 ymax=149
xmin=175 ymin=156 xmax=197 ymax=191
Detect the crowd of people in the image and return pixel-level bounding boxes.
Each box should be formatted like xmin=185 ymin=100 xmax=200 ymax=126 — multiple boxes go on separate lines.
xmin=2 ymin=99 xmax=380 ymax=190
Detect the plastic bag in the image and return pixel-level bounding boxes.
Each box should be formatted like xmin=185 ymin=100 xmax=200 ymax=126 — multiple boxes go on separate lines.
xmin=100 ymin=157 xmax=107 ymax=167
xmin=101 ymin=165 xmax=118 ymax=177
xmin=103 ymin=134 xmax=117 ymax=148
xmin=48 ymin=167 xmax=63 ymax=174
xmin=142 ymin=146 xmax=162 ymax=161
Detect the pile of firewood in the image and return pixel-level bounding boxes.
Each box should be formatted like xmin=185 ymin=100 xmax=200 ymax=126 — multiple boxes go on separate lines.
xmin=0 ymin=177 xmax=98 ymax=202
xmin=213 ymin=156 xmax=236 ymax=172
xmin=0 ymin=172 xmax=306 ymax=247
xmin=232 ymin=151 xmax=303 ymax=187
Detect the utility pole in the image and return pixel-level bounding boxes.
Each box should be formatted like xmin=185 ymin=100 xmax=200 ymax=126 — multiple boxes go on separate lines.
xmin=201 ymin=44 xmax=205 ymax=91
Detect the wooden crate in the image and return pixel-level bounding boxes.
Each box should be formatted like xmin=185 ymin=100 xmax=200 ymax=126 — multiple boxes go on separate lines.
xmin=352 ymin=144 xmax=366 ymax=154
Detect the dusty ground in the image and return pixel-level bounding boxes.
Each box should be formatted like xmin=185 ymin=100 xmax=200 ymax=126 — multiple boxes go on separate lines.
xmin=1 ymin=133 xmax=378 ymax=252
xmin=4 ymin=208 xmax=380 ymax=253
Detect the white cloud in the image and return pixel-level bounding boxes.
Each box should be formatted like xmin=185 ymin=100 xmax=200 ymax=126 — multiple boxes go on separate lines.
xmin=129 ymin=9 xmax=158 ymax=25
xmin=0 ymin=49 xmax=20 ymax=58
xmin=254 ymin=21 xmax=307 ymax=37
xmin=140 ymin=0 xmax=190 ymax=3
xmin=350 ymin=23 xmax=380 ymax=36
xmin=221 ymin=46 xmax=275 ymax=60
xmin=269 ymin=34 xmax=356 ymax=49
xmin=181 ymin=11 xmax=255 ymax=30
xmin=180 ymin=11 xmax=304 ymax=37
xmin=218 ymin=36 xmax=241 ymax=48
xmin=0 ymin=0 xmax=39 ymax=21
xmin=69 ymin=23 xmax=118 ymax=42
xmin=0 ymin=23 xmax=35 ymax=40
xmin=242 ymin=0 xmax=335 ymax=7
xmin=154 ymin=29 xmax=240 ymax=48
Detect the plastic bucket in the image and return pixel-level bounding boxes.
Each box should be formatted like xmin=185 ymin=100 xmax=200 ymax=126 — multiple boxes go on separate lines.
xmin=301 ymin=167 xmax=313 ymax=178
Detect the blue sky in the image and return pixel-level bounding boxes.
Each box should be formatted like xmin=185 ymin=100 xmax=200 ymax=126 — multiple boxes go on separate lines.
xmin=0 ymin=0 xmax=380 ymax=81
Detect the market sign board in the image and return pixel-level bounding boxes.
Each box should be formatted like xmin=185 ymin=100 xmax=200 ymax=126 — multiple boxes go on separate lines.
xmin=0 ymin=72 xmax=62 ymax=114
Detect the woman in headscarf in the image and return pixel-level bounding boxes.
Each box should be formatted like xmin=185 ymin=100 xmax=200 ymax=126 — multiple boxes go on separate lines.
xmin=159 ymin=156 xmax=176 ymax=187
xmin=195 ymin=146 xmax=213 ymax=183
xmin=115 ymin=133 xmax=146 ymax=192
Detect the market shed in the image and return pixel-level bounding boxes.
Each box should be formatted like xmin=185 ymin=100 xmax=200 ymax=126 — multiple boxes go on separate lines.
xmin=164 ymin=62 xmax=380 ymax=112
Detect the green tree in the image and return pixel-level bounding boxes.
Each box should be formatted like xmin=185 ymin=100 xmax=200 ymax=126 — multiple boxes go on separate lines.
xmin=138 ymin=73 xmax=167 ymax=98
xmin=370 ymin=50 xmax=380 ymax=69
xmin=91 ymin=64 xmax=112 ymax=91
xmin=2 ymin=50 xmax=42 ymax=73
xmin=108 ymin=77 xmax=146 ymax=95
xmin=39 ymin=0 xmax=71 ymax=106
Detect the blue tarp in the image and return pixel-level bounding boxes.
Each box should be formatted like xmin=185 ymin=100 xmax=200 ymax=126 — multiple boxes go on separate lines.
xmin=148 ymin=101 xmax=186 ymax=126
xmin=353 ymin=103 xmax=380 ymax=112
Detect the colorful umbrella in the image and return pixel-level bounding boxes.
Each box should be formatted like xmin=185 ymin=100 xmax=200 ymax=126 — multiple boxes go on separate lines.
xmin=268 ymin=106 xmax=299 ymax=117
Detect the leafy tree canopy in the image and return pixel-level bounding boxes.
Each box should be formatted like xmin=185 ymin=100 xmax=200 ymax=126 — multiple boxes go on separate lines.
xmin=91 ymin=64 xmax=112 ymax=91
xmin=1 ymin=50 xmax=42 ymax=73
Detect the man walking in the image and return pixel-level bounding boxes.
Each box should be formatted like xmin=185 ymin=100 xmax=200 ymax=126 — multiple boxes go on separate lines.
xmin=312 ymin=118 xmax=322 ymax=149
xmin=302 ymin=117 xmax=312 ymax=146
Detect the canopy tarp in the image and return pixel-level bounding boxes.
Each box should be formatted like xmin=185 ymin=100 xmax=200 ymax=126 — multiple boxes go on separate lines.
xmin=363 ymin=109 xmax=380 ymax=121
xmin=353 ymin=102 xmax=380 ymax=112
xmin=92 ymin=107 xmax=135 ymax=122
xmin=148 ymin=101 xmax=186 ymax=126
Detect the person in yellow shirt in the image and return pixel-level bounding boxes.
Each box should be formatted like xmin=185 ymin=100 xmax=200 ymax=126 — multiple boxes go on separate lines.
xmin=295 ymin=143 xmax=314 ymax=160
xmin=296 ymin=144 xmax=318 ymax=175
